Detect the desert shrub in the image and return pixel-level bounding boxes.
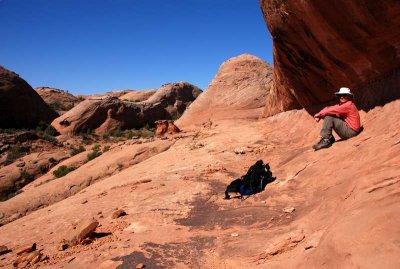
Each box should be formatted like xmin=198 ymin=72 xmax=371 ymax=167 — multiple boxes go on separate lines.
xmin=81 ymin=133 xmax=92 ymax=144
xmin=6 ymin=146 xmax=28 ymax=163
xmin=102 ymin=145 xmax=110 ymax=152
xmin=126 ymin=130 xmax=133 ymax=139
xmin=139 ymin=128 xmax=154 ymax=138
xmin=49 ymin=102 xmax=74 ymax=111
xmin=87 ymin=144 xmax=102 ymax=161
xmin=44 ymin=125 xmax=59 ymax=136
xmin=39 ymin=164 xmax=49 ymax=174
xmin=111 ymin=129 xmax=123 ymax=137
xmin=48 ymin=157 xmax=57 ymax=164
xmin=70 ymin=146 xmax=85 ymax=156
xmin=53 ymin=165 xmax=76 ymax=178
xmin=20 ymin=170 xmax=35 ymax=182
xmin=41 ymin=134 xmax=59 ymax=145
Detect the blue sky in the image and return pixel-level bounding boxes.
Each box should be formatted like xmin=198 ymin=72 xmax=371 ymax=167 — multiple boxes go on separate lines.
xmin=0 ymin=0 xmax=273 ymax=95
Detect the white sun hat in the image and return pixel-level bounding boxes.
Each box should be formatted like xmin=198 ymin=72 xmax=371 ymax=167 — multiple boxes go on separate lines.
xmin=335 ymin=87 xmax=353 ymax=96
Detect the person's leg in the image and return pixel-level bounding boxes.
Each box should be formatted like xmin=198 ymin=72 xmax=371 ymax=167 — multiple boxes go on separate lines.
xmin=313 ymin=116 xmax=339 ymax=150
xmin=320 ymin=116 xmax=335 ymax=139
xmin=331 ymin=117 xmax=358 ymax=139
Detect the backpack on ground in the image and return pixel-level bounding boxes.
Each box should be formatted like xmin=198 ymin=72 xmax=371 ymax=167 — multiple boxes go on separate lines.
xmin=224 ymin=160 xmax=275 ymax=199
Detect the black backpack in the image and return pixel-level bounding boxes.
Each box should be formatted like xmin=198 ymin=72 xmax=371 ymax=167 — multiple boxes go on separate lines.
xmin=225 ymin=160 xmax=275 ymax=199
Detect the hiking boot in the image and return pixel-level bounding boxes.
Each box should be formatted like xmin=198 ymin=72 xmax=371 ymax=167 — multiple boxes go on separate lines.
xmin=312 ymin=138 xmax=332 ymax=151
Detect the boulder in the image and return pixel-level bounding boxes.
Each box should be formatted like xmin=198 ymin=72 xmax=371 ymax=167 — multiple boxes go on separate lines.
xmin=52 ymin=82 xmax=201 ymax=136
xmin=36 ymin=87 xmax=81 ymax=114
xmin=177 ymin=54 xmax=273 ymax=127
xmin=69 ymin=218 xmax=98 ymax=246
xmin=0 ymin=66 xmax=58 ymax=128
xmin=260 ymin=0 xmax=400 ymax=116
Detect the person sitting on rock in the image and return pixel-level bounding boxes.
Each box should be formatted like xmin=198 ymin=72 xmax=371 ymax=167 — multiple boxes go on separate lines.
xmin=312 ymin=87 xmax=361 ymax=151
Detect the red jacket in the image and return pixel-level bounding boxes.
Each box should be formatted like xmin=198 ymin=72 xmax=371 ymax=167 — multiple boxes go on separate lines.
xmin=316 ymin=101 xmax=361 ymax=132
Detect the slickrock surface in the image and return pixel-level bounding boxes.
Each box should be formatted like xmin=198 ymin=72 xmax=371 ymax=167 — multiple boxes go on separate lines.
xmin=1 ymin=99 xmax=399 ymax=268
xmin=261 ymin=0 xmax=400 ymax=116
xmin=0 ymin=66 xmax=58 ymax=128
xmin=177 ymin=54 xmax=273 ymax=128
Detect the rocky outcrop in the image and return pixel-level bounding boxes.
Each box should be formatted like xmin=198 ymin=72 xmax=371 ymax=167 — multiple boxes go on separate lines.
xmin=260 ymin=0 xmax=400 ymax=116
xmin=0 ymin=67 xmax=58 ymax=128
xmin=52 ymin=82 xmax=201 ymax=136
xmin=177 ymin=54 xmax=273 ymax=127
xmin=119 ymin=89 xmax=157 ymax=102
xmin=146 ymin=82 xmax=202 ymax=117
xmin=36 ymin=87 xmax=81 ymax=114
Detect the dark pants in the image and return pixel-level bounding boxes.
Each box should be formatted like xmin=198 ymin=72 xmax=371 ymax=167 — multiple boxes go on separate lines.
xmin=321 ymin=116 xmax=358 ymax=140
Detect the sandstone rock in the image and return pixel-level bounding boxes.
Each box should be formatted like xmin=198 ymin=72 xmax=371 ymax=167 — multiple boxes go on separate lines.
xmin=155 ymin=120 xmax=169 ymax=137
xmin=0 ymin=245 xmax=10 ymax=255
xmin=111 ymin=209 xmax=127 ymax=219
xmin=70 ymin=218 xmax=98 ymax=246
xmin=167 ymin=120 xmax=180 ymax=134
xmin=58 ymin=243 xmax=68 ymax=251
xmin=52 ymin=82 xmax=200 ymax=136
xmin=13 ymin=250 xmax=41 ymax=267
xmin=136 ymin=263 xmax=145 ymax=269
xmin=0 ymin=66 xmax=58 ymax=128
xmin=260 ymin=0 xmax=400 ymax=116
xmin=283 ymin=207 xmax=295 ymax=213
xmin=155 ymin=120 xmax=180 ymax=137
xmin=119 ymin=89 xmax=157 ymax=102
xmin=36 ymin=87 xmax=80 ymax=114
xmin=16 ymin=162 xmax=25 ymax=168
xmin=15 ymin=243 xmax=36 ymax=255
xmin=177 ymin=54 xmax=273 ymax=127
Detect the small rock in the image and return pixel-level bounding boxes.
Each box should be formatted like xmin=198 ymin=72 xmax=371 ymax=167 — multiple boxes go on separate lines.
xmin=81 ymin=238 xmax=93 ymax=245
xmin=111 ymin=209 xmax=127 ymax=219
xmin=15 ymin=243 xmax=36 ymax=255
xmin=136 ymin=263 xmax=145 ymax=269
xmin=283 ymin=207 xmax=295 ymax=213
xmin=231 ymin=233 xmax=239 ymax=237
xmin=0 ymin=245 xmax=10 ymax=255
xmin=69 ymin=218 xmax=98 ymax=246
xmin=58 ymin=243 xmax=69 ymax=251
xmin=16 ymin=162 xmax=25 ymax=167
xmin=81 ymin=200 xmax=88 ymax=204
xmin=13 ymin=250 xmax=41 ymax=267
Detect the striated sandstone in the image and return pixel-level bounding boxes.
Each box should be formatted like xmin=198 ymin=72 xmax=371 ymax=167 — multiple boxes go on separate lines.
xmin=177 ymin=54 xmax=273 ymax=127
xmin=261 ymin=0 xmax=400 ymax=116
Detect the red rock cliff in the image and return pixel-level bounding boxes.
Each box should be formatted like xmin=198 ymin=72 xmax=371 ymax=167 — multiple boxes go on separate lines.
xmin=260 ymin=0 xmax=400 ymax=116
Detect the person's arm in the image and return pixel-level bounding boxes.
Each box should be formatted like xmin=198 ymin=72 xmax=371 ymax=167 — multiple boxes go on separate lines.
xmin=315 ymin=103 xmax=350 ymax=118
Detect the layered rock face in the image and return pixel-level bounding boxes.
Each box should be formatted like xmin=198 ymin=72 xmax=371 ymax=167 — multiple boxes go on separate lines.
xmin=52 ymin=82 xmax=201 ymax=135
xmin=36 ymin=87 xmax=81 ymax=114
xmin=177 ymin=54 xmax=273 ymax=127
xmin=0 ymin=67 xmax=58 ymax=128
xmin=260 ymin=0 xmax=400 ymax=116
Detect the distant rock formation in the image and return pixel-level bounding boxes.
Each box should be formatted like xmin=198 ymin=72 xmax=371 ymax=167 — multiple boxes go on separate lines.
xmin=119 ymin=89 xmax=157 ymax=102
xmin=0 ymin=67 xmax=58 ymax=128
xmin=36 ymin=87 xmax=81 ymax=114
xmin=177 ymin=54 xmax=273 ymax=127
xmin=51 ymin=82 xmax=201 ymax=136
xmin=260 ymin=0 xmax=400 ymax=116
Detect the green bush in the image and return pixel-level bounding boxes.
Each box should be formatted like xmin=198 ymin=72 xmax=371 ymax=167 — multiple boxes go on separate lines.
xmin=111 ymin=129 xmax=123 ymax=137
xmin=102 ymin=145 xmax=110 ymax=152
xmin=53 ymin=165 xmax=76 ymax=178
xmin=70 ymin=146 xmax=85 ymax=156
xmin=20 ymin=170 xmax=35 ymax=182
xmin=87 ymin=144 xmax=102 ymax=161
xmin=6 ymin=146 xmax=28 ymax=163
